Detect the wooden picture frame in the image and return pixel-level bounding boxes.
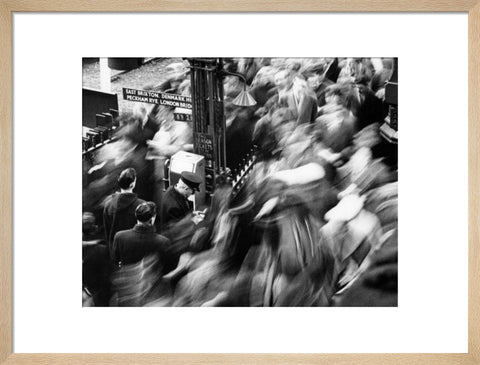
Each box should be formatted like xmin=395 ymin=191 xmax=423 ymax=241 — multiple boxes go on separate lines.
xmin=0 ymin=1 xmax=478 ymax=364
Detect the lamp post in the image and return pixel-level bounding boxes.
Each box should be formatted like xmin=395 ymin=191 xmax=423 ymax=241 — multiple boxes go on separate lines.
xmin=188 ymin=58 xmax=256 ymax=197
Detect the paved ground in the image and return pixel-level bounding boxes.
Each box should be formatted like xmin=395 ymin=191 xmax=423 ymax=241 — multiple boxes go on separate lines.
xmin=82 ymin=57 xmax=181 ymax=113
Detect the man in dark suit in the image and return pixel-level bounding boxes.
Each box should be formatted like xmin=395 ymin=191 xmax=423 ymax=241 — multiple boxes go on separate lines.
xmin=103 ymin=168 xmax=145 ymax=257
xmin=161 ymin=171 xmax=203 ymax=227
xmin=112 ymin=202 xmax=171 ymax=268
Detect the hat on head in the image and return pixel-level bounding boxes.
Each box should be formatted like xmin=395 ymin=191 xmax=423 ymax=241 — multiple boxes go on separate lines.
xmin=118 ymin=168 xmax=136 ymax=189
xmin=180 ymin=171 xmax=202 ymax=192
xmin=135 ymin=202 xmax=156 ymax=222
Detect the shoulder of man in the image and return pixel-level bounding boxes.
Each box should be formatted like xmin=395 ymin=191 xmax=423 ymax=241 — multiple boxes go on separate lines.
xmin=163 ymin=187 xmax=179 ymax=201
xmin=154 ymin=234 xmax=172 ymax=256
xmin=135 ymin=197 xmax=146 ymax=206
xmin=155 ymin=234 xmax=170 ymax=244
xmin=164 ymin=186 xmax=175 ymax=194
xmin=143 ymin=233 xmax=170 ymax=251
xmin=103 ymin=193 xmax=116 ymax=210
xmin=113 ymin=228 xmax=135 ymax=242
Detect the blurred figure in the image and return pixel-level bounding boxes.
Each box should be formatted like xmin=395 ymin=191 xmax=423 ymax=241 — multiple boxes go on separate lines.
xmin=274 ymin=69 xmax=318 ymax=126
xmin=351 ymin=82 xmax=386 ymax=132
xmin=103 ymin=168 xmax=145 ymax=256
xmin=371 ymin=58 xmax=394 ymax=95
xmin=111 ymin=253 xmax=167 ymax=307
xmin=211 ymin=161 xmax=335 ymax=306
xmin=237 ymin=58 xmax=261 ymax=85
xmin=324 ymin=58 xmax=341 ymax=83
xmin=335 ymin=146 xmax=393 ymax=194
xmin=249 ymin=65 xmax=277 ymax=106
xmin=83 ymin=116 xmax=142 ymax=220
xmin=85 ymin=111 xmax=155 ymax=219
xmin=334 ymin=229 xmax=397 ymax=307
xmin=322 ymin=193 xmax=383 ymax=291
xmin=364 ymin=182 xmax=398 ymax=233
xmin=172 ymin=185 xmax=259 ymax=306
xmin=314 ymin=84 xmax=357 ymax=165
xmin=252 ymin=190 xmax=337 ymax=305
xmin=82 ymin=212 xmax=111 ymax=307
xmin=337 ymin=58 xmax=357 ymax=84
xmin=306 ymin=71 xmax=332 ymax=108
xmin=250 ymin=108 xmax=296 ymax=193
xmin=157 ymin=62 xmax=189 ymax=94
xmin=131 ymin=85 xmax=164 ymax=145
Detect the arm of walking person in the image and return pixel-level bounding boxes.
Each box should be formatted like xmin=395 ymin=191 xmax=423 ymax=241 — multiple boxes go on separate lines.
xmin=270 ymin=162 xmax=325 ymax=185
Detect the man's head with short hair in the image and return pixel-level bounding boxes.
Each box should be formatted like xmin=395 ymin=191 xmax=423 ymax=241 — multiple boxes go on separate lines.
xmin=118 ymin=168 xmax=137 ymax=190
xmin=135 ymin=201 xmax=156 ymax=224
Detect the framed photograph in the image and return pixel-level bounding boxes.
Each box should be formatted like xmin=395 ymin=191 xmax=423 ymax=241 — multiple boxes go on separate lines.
xmin=1 ymin=1 xmax=477 ymax=364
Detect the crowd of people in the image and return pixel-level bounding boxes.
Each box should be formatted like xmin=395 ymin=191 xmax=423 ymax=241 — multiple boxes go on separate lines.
xmin=83 ymin=57 xmax=398 ymax=307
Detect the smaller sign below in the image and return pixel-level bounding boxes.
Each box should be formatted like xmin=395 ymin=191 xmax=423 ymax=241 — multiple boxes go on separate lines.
xmin=174 ymin=113 xmax=193 ymax=122
xmin=174 ymin=106 xmax=192 ymax=122
xmin=194 ymin=133 xmax=214 ymax=160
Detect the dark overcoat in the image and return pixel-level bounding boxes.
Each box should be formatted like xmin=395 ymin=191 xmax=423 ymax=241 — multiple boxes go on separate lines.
xmin=112 ymin=224 xmax=171 ymax=268
xmin=161 ymin=186 xmax=192 ymax=227
xmin=103 ymin=192 xmax=145 ymax=253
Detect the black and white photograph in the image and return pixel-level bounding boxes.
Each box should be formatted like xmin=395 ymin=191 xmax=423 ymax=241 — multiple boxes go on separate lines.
xmin=82 ymin=57 xmax=398 ymax=307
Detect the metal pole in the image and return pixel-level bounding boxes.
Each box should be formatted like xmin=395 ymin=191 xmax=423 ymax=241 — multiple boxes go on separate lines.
xmin=206 ymin=66 xmax=217 ymax=172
